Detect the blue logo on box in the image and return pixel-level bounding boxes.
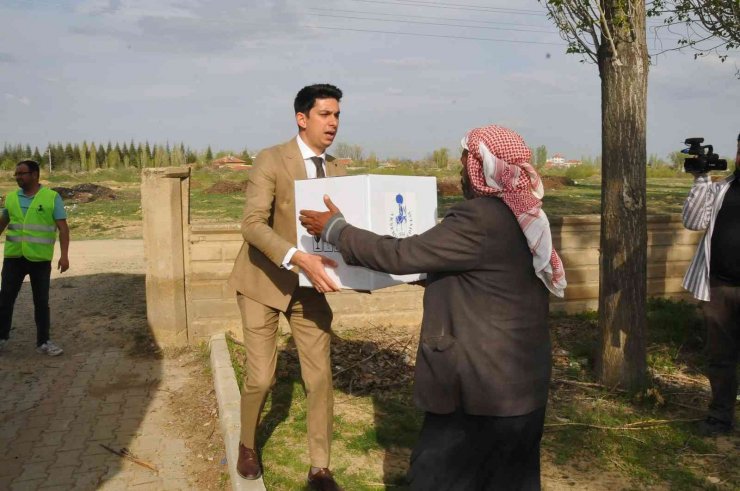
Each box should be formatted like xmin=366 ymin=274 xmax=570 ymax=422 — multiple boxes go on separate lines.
xmin=389 ymin=193 xmax=414 ymax=238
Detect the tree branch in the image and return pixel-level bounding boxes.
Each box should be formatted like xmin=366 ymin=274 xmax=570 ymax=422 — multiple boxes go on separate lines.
xmin=595 ymin=1 xmax=623 ymax=65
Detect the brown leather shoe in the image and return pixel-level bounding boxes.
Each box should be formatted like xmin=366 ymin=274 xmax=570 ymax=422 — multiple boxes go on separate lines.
xmin=307 ymin=468 xmax=343 ymax=491
xmin=236 ymin=444 xmax=262 ymax=480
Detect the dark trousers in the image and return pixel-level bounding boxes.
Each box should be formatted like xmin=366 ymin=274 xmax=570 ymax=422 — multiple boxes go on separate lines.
xmin=0 ymin=257 xmax=52 ymax=346
xmin=703 ymin=278 xmax=740 ymax=426
xmin=408 ymin=406 xmax=546 ymax=491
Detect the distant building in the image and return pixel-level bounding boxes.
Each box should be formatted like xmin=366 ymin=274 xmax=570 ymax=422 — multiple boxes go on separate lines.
xmin=211 ymin=155 xmax=252 ymax=171
xmin=334 ymin=158 xmax=353 ymax=167
xmin=545 ymin=153 xmax=581 ymax=168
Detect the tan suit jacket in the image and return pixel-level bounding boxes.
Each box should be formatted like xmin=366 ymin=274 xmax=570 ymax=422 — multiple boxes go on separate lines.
xmin=228 ymin=138 xmax=346 ymax=310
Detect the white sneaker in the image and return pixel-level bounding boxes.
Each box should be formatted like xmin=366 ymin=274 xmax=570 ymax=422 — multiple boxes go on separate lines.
xmin=37 ymin=341 xmax=63 ymax=356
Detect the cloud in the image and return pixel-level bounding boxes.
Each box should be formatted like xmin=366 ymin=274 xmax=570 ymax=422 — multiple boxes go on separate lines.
xmin=650 ymin=49 xmax=738 ymax=99
xmin=92 ymin=84 xmax=195 ymax=102
xmin=376 ymin=57 xmax=438 ymax=68
xmin=75 ymin=0 xmax=121 ymax=16
xmin=503 ymin=68 xmax=594 ymax=97
xmin=76 ymin=0 xmax=198 ymax=20
xmin=190 ymin=55 xmax=261 ymax=75
xmin=69 ymin=0 xmax=313 ymax=54
xmin=4 ymin=93 xmax=31 ymax=105
xmin=0 ymin=0 xmax=733 ymax=161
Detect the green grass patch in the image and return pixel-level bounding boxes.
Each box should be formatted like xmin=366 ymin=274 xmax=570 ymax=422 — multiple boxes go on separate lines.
xmin=65 ymin=188 xmax=142 ymax=238
xmin=190 ymin=188 xmax=245 ymax=222
xmin=44 ymin=167 xmax=142 ymax=184
xmin=433 ymin=175 xmax=696 ymax=219
xmin=227 ymin=327 xmax=420 ymax=490
xmin=0 ymin=168 xmax=701 ymax=240
xmin=225 ymin=301 xmax=737 ymax=489
xmin=189 ymin=167 xmax=248 ymax=223
xmin=0 ymin=175 xmax=143 ymax=239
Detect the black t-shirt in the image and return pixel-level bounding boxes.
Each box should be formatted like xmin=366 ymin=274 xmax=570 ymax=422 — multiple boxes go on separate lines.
xmin=710 ymin=178 xmax=740 ymax=284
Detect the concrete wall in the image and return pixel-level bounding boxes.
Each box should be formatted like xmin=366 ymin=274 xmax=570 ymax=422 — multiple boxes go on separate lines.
xmin=142 ymin=168 xmax=704 ymax=346
xmin=187 ymin=223 xmax=426 ymax=343
xmin=549 ymin=214 xmax=701 ymax=313
xmin=186 ymin=215 xmax=702 ymax=344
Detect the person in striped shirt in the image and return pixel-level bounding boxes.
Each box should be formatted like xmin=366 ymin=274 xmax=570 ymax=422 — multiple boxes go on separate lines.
xmin=682 ymin=133 xmax=740 ymax=436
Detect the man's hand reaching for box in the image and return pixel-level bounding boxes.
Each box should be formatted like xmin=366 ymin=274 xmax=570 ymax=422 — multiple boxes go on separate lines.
xmin=290 ymin=250 xmax=339 ymax=293
xmin=299 ymin=195 xmax=341 ymax=237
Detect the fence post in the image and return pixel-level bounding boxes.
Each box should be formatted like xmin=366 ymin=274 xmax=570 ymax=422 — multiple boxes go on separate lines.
xmin=141 ymin=167 xmax=190 ymax=346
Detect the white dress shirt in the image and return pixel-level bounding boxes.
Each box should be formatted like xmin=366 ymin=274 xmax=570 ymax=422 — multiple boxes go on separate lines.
xmin=281 ymin=135 xmax=328 ymax=268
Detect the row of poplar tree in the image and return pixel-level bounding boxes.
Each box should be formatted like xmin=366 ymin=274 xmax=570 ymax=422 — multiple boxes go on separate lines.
xmin=0 ymin=142 xmax=253 ymax=172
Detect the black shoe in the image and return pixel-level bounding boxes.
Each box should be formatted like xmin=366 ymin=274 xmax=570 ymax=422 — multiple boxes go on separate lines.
xmin=697 ymin=417 xmax=733 ymax=436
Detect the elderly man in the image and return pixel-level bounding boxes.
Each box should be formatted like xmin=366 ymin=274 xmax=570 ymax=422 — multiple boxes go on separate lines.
xmin=300 ymin=125 xmax=566 ymax=490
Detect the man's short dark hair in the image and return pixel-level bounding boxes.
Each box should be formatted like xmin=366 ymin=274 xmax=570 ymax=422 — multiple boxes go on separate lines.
xmin=294 ymin=84 xmax=342 ymax=115
xmin=17 ymin=159 xmax=40 ymax=175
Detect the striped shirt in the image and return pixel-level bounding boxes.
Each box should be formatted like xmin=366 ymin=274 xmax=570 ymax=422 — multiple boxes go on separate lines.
xmin=682 ymin=173 xmax=736 ymax=301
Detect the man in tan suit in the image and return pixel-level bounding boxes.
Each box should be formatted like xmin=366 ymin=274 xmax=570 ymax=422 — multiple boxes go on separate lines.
xmin=228 ymin=84 xmax=344 ymax=491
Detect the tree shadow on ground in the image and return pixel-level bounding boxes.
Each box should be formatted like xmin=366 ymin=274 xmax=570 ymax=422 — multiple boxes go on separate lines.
xmin=0 ymin=273 xmax=161 ymax=490
xmin=545 ymin=299 xmax=739 ymax=489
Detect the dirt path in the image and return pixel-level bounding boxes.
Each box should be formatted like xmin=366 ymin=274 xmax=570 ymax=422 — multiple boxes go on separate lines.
xmin=0 ymin=240 xmax=225 ymax=490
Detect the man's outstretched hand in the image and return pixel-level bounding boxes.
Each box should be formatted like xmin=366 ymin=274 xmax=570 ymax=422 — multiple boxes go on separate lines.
xmin=299 ymin=195 xmax=341 ymax=237
xmin=290 ymin=250 xmax=339 ymax=293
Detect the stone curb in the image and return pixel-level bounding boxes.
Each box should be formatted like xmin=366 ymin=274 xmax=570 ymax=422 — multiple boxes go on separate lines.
xmin=209 ymin=333 xmax=266 ymax=491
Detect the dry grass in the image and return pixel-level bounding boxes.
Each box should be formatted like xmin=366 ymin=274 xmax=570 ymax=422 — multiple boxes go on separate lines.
xmin=166 ymin=346 xmax=229 ymax=489
xmin=227 ymin=301 xmax=739 ymax=490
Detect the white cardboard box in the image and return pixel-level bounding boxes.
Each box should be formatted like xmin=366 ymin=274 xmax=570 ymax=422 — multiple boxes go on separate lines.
xmin=294 ymin=175 xmax=438 ymax=291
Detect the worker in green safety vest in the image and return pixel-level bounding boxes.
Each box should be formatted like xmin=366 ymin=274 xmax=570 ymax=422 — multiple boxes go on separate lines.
xmin=0 ymin=159 xmax=70 ymax=356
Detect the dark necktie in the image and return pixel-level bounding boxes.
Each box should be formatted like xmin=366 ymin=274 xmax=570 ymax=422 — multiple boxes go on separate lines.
xmin=310 ymin=156 xmax=325 ymax=178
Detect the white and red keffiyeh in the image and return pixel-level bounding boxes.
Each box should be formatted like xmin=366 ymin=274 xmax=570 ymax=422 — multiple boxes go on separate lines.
xmin=461 ymin=125 xmax=566 ymax=297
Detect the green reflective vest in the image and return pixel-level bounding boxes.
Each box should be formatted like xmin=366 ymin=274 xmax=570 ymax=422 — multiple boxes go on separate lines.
xmin=4 ymin=187 xmax=59 ymax=262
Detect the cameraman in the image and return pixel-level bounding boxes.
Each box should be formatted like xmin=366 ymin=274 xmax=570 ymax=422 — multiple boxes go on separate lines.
xmin=682 ymin=133 xmax=740 ymax=435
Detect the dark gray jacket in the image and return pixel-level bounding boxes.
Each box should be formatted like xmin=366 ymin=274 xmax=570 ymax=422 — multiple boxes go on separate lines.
xmin=324 ymin=197 xmax=551 ymax=416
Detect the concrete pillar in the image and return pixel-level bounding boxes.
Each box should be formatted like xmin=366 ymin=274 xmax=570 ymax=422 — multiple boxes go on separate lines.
xmin=141 ymin=167 xmax=191 ymax=346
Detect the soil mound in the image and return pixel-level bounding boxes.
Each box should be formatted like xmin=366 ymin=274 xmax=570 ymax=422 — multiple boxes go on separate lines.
xmin=52 ymin=184 xmax=117 ymax=203
xmin=542 ymin=176 xmax=574 ymax=190
xmin=205 ymin=180 xmax=247 ymax=195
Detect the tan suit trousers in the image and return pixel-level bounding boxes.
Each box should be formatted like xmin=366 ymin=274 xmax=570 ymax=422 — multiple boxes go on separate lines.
xmin=237 ymin=287 xmax=334 ymax=468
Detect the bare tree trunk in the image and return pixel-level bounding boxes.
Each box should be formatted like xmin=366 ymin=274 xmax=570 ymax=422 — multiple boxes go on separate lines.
xmin=595 ymin=1 xmax=649 ymax=390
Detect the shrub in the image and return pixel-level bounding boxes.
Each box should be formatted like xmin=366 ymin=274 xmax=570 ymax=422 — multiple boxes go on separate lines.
xmin=646 ymin=165 xmax=683 ymax=178
xmin=564 ymin=164 xmax=598 ymax=180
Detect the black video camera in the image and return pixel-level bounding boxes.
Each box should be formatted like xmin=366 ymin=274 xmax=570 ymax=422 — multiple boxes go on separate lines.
xmin=682 ymin=137 xmax=728 ymax=173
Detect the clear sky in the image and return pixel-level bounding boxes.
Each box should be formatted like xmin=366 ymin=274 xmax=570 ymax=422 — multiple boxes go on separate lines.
xmin=1 ymin=0 xmax=737 ymax=161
